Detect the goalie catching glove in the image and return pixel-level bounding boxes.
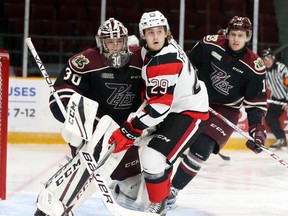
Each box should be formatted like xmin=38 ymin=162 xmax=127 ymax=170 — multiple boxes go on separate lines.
xmin=246 ymin=124 xmax=267 ymax=154
xmin=109 ymin=121 xmax=142 ymax=153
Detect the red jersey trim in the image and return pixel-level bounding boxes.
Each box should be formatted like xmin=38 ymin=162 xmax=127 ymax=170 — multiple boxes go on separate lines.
xmin=147 ymin=94 xmax=173 ymax=106
xmin=147 ymin=62 xmax=182 ymax=78
xmin=182 ymin=111 xmax=209 ymax=121
xmin=167 ymin=118 xmax=198 ymax=160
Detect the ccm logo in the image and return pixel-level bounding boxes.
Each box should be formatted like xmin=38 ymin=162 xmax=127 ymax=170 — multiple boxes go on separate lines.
xmin=50 ymin=158 xmax=81 ymax=187
xmin=68 ymin=101 xmax=77 ymax=125
xmin=125 ymin=159 xmax=139 ymax=168
xmin=210 ymin=123 xmax=227 ymax=136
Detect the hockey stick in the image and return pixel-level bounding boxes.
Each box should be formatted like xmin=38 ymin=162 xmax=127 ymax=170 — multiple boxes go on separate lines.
xmin=80 ymin=148 xmax=158 ymax=216
xmin=25 ymin=38 xmax=66 ymax=117
xmin=267 ymin=99 xmax=288 ymax=106
xmin=25 ymin=37 xmax=114 ymax=164
xmin=209 ymin=108 xmax=288 ymax=169
xmin=26 ymin=37 xmax=157 ymax=216
xmin=218 ymin=152 xmax=231 ymax=161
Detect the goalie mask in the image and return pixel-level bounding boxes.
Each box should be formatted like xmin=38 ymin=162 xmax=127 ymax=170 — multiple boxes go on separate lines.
xmin=96 ymin=18 xmax=130 ymax=68
xmin=226 ymin=16 xmax=252 ymax=41
xmin=139 ymin=10 xmax=170 ymax=38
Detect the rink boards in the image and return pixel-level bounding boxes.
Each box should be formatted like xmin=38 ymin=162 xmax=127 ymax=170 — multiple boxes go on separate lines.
xmin=8 ymin=77 xmax=288 ymax=149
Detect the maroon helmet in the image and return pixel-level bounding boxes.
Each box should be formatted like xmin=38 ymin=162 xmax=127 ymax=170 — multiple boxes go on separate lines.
xmin=96 ymin=18 xmax=130 ymax=68
xmin=227 ymin=16 xmax=252 ymax=40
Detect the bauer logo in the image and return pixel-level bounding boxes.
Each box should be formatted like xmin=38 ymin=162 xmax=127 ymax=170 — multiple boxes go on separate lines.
xmin=81 ymin=152 xmax=114 ymax=204
xmin=94 ymin=173 xmax=114 ymax=204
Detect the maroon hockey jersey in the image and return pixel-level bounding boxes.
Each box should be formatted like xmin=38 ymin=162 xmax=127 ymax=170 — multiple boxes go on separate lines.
xmin=187 ymin=35 xmax=267 ymax=126
xmin=49 ymin=46 xmax=144 ymax=125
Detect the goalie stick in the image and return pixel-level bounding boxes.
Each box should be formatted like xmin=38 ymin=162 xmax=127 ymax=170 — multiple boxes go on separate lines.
xmin=25 ymin=38 xmax=66 ymax=118
xmin=209 ymin=108 xmax=288 ymax=169
xmin=79 ymin=148 xmax=158 ymax=216
xmin=25 ymin=38 xmax=158 ymax=216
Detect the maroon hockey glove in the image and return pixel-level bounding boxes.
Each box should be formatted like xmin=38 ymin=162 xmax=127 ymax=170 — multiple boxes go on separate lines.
xmin=246 ymin=124 xmax=267 ymax=154
xmin=109 ymin=121 xmax=142 ymax=153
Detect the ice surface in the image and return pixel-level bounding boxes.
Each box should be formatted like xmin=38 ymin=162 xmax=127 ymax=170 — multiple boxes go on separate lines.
xmin=1 ymin=144 xmax=288 ymax=216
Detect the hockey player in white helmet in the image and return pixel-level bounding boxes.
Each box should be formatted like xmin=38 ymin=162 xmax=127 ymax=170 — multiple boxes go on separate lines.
xmin=108 ymin=10 xmax=209 ymax=215
xmin=128 ymin=35 xmax=140 ymax=46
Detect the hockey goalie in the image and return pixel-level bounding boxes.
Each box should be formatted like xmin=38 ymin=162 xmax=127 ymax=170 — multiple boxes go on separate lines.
xmin=33 ymin=17 xmax=156 ymax=216
xmin=34 ymin=92 xmax=155 ymax=216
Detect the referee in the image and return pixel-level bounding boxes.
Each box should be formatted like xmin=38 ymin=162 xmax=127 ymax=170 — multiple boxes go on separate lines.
xmin=262 ymin=48 xmax=288 ymax=149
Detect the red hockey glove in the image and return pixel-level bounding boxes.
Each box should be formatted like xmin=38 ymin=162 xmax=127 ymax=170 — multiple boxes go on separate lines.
xmin=109 ymin=121 xmax=142 ymax=153
xmin=246 ymin=124 xmax=267 ymax=154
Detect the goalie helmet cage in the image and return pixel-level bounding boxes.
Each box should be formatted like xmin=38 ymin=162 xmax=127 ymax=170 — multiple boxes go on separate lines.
xmin=0 ymin=50 xmax=9 ymax=200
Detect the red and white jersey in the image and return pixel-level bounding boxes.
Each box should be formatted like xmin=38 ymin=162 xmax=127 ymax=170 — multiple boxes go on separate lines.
xmin=132 ymin=39 xmax=209 ymax=129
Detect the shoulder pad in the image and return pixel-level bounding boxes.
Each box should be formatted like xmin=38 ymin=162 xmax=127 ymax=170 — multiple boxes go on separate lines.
xmin=203 ymin=35 xmax=226 ymax=44
xmin=69 ymin=48 xmax=106 ymax=74
xmin=129 ymin=46 xmax=142 ymax=68
xmin=244 ymin=49 xmax=266 ymax=74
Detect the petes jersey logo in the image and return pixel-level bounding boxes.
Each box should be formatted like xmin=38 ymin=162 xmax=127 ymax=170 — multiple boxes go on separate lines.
xmin=211 ymin=63 xmax=233 ymax=95
xmin=254 ymin=57 xmax=266 ymax=71
xmin=72 ymin=54 xmax=90 ymax=69
xmin=106 ymin=83 xmax=135 ymax=109
xmin=205 ymin=35 xmax=219 ymax=42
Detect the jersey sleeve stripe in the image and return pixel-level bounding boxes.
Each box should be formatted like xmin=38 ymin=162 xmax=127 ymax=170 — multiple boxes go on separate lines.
xmin=147 ymin=62 xmax=183 ymax=78
xmin=147 ymin=94 xmax=174 ymax=107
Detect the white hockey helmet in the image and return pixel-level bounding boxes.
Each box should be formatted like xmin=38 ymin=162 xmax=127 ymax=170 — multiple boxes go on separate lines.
xmin=96 ymin=18 xmax=130 ymax=68
xmin=128 ymin=35 xmax=139 ymax=46
xmin=139 ymin=10 xmax=170 ymax=38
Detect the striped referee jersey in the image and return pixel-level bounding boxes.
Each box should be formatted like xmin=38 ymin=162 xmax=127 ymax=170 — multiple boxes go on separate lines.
xmin=266 ymin=61 xmax=288 ymax=100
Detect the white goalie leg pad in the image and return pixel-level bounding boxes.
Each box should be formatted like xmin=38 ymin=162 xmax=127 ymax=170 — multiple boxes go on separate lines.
xmin=36 ymin=115 xmax=114 ymax=215
xmin=90 ymin=115 xmax=122 ymax=188
xmin=133 ymin=174 xmax=150 ymax=210
xmin=36 ymin=188 xmax=66 ymax=216
xmin=113 ymin=173 xmax=150 ymax=211
xmin=116 ymin=174 xmax=142 ymax=200
xmin=61 ymin=92 xmax=99 ymax=147
xmin=36 ymin=154 xmax=89 ymax=215
xmin=68 ymin=115 xmax=117 ymax=213
xmin=97 ymin=116 xmax=119 ymax=170
xmin=104 ymin=136 xmax=154 ymax=211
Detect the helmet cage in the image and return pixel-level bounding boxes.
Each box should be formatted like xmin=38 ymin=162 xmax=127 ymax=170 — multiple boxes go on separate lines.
xmin=96 ymin=18 xmax=130 ymax=67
